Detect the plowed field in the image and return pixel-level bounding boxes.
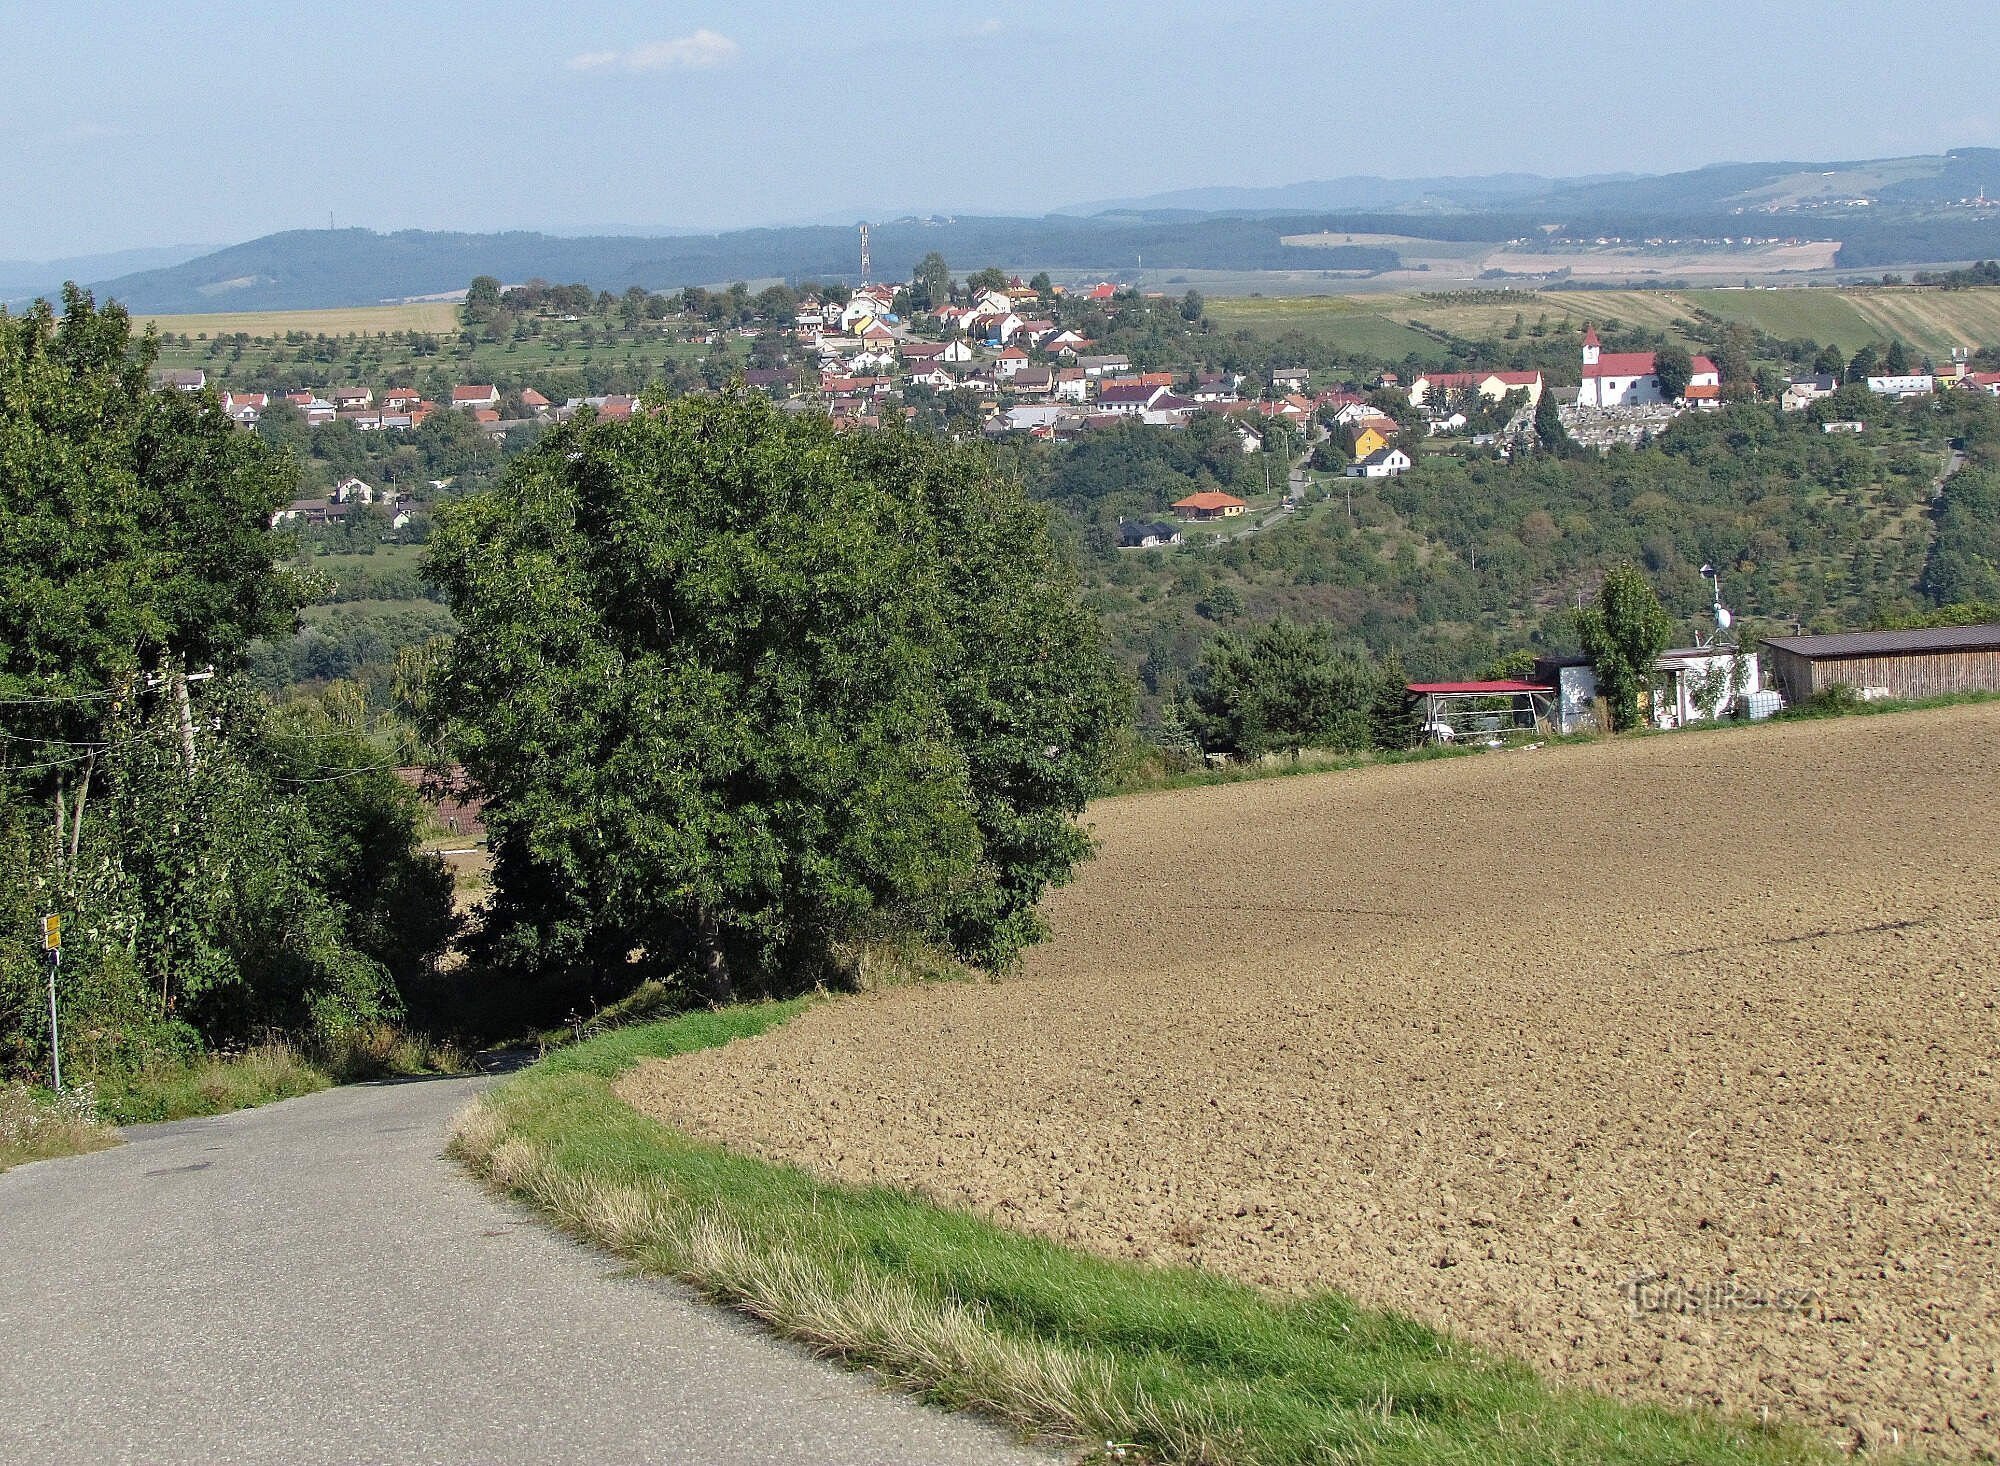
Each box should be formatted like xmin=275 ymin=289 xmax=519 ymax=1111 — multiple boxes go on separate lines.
xmin=621 ymin=705 xmax=2000 ymax=1456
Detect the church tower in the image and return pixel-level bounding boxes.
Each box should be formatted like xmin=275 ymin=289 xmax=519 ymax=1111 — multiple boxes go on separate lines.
xmin=1582 ymin=324 xmax=1601 ymax=368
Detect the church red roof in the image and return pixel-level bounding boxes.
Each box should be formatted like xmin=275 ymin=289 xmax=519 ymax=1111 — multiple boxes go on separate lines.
xmin=1582 ymin=351 xmax=1658 ymax=378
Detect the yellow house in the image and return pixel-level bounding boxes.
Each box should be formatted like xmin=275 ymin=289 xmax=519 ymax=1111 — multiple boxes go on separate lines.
xmin=1347 ymin=421 xmax=1394 ymax=461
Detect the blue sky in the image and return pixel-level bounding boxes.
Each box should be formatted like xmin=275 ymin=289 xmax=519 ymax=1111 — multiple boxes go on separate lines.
xmin=4 ymin=1 xmax=1997 ymax=259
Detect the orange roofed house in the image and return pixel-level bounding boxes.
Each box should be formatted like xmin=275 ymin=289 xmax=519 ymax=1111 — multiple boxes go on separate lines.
xmin=1172 ymin=490 xmax=1248 ymax=521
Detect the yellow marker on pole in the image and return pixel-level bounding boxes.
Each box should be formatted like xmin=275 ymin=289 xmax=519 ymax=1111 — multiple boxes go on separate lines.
xmin=42 ymin=914 xmax=62 ymax=1090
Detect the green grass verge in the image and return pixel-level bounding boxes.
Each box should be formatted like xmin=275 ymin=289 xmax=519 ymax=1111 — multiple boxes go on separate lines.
xmin=451 ymin=1005 xmax=1851 ymax=1465
xmin=90 ymin=1025 xmax=467 ymax=1126
xmin=91 ymin=1042 xmax=333 ymax=1126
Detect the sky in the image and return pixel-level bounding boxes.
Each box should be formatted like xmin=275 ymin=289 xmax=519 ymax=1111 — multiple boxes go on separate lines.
xmin=4 ymin=0 xmax=1999 ymax=261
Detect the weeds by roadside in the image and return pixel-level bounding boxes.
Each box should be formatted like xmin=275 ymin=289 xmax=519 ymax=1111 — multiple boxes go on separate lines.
xmin=0 ymin=1083 xmax=118 ymax=1171
xmin=89 ymin=1024 xmax=467 ymax=1127
xmin=453 ymin=1008 xmax=1849 ymax=1466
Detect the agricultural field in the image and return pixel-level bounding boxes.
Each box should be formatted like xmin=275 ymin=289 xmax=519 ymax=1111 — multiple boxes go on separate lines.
xmin=624 ymin=704 xmax=2000 ymax=1457
xmin=134 ymin=302 xmax=461 ymax=338
xmin=1212 ymin=284 xmax=2000 ymax=361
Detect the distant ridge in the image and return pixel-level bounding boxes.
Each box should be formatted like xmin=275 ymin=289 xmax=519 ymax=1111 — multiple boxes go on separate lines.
xmin=69 ymin=148 xmax=2000 ymax=314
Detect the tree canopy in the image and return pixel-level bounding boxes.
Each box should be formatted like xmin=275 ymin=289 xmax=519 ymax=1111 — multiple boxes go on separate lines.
xmin=421 ymin=390 xmax=1124 ymax=1006
xmin=1576 ymin=565 xmax=1674 ymax=731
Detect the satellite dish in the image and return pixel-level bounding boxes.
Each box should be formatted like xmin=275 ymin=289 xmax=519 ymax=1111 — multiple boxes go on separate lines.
xmin=1715 ymin=605 xmax=1734 ymax=629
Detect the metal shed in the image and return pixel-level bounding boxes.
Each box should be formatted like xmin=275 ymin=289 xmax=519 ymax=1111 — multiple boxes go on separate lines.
xmin=1762 ymin=624 xmax=2000 ymax=704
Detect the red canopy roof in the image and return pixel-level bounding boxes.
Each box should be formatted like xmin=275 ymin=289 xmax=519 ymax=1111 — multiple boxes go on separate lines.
xmin=1406 ymin=680 xmax=1552 ymax=695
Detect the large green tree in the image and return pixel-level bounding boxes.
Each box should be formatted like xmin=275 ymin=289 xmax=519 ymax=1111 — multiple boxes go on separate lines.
xmin=421 ymin=390 xmax=1123 ymax=1007
xmin=0 ymin=290 xmax=452 ymax=1073
xmin=1576 ymin=565 xmax=1675 ymax=731
xmin=1190 ymin=618 xmax=1389 ymax=758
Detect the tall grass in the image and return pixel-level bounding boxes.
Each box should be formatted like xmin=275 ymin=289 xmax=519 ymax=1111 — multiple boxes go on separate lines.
xmin=454 ymin=1007 xmax=1851 ymax=1466
xmin=0 ymin=1083 xmax=118 ymax=1171
xmin=89 ymin=1024 xmax=467 ymax=1127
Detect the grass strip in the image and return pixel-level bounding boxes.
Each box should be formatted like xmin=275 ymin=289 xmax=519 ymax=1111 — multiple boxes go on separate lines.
xmin=451 ymin=1004 xmax=1861 ymax=1465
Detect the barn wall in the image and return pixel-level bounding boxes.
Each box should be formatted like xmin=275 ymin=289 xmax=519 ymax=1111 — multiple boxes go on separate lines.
xmin=1769 ymin=647 xmax=2000 ymax=703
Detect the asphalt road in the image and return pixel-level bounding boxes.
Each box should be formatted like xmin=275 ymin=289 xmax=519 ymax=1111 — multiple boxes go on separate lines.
xmin=0 ymin=1074 xmax=1059 ymax=1465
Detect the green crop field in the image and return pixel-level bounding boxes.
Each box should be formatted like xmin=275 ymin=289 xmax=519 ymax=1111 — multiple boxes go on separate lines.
xmin=1205 ymin=296 xmax=1442 ymax=357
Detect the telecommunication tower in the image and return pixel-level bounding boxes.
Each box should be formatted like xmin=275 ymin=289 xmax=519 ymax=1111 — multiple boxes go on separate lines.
xmin=858 ymin=222 xmax=871 ymax=283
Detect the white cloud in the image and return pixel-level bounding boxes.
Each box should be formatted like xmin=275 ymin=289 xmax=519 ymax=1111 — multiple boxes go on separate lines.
xmin=567 ymin=30 xmax=740 ymax=73
xmin=974 ymin=17 xmax=1003 ymax=36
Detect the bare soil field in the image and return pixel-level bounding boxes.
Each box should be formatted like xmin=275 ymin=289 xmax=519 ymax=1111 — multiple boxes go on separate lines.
xmin=622 ymin=706 xmax=2000 ymax=1457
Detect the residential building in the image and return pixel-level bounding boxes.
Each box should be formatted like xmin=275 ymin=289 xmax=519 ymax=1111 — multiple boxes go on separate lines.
xmin=1345 ymin=446 xmax=1413 ymax=478
xmin=1407 ymin=369 xmax=1544 ymax=410
xmin=1780 ymin=374 xmax=1839 ymax=411
xmin=1117 ymin=520 xmax=1184 ymax=549
xmin=451 ymin=385 xmax=501 ymax=412
xmin=1172 ymin=490 xmax=1247 ymax=521
xmin=1865 ymin=372 xmax=1935 ymax=399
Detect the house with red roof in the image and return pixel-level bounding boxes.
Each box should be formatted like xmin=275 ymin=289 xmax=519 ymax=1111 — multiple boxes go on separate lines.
xmin=1085 ymin=282 xmax=1119 ymax=301
xmin=994 ymin=345 xmax=1030 ymax=378
xmin=451 ymin=385 xmax=500 ymax=412
xmin=1576 ymin=327 xmax=1718 ymax=408
xmin=1171 ymin=490 xmax=1247 ymax=521
xmin=1408 ymin=369 xmax=1544 ymax=410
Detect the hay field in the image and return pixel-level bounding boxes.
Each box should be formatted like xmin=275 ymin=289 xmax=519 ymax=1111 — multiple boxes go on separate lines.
xmin=134 ymin=302 xmax=460 ymax=337
xmin=624 ymin=705 xmax=2000 ymax=1456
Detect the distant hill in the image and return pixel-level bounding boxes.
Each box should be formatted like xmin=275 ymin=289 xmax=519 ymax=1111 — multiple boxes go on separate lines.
xmin=83 ymin=219 xmax=1398 ymax=313
xmin=69 ymin=148 xmax=2000 ymax=314
xmin=1076 ymin=150 xmax=2000 ymax=220
xmin=1061 ymin=172 xmax=1585 ymax=216
xmin=1 ymin=243 xmax=215 ymax=306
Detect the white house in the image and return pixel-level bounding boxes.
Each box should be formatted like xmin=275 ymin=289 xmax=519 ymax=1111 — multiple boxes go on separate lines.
xmin=1003 ymin=404 xmax=1065 ymax=433
xmin=450 ymin=385 xmax=500 ymax=412
xmin=994 ymin=346 xmax=1030 ymax=378
xmin=1095 ymin=383 xmax=1169 ymax=416
xmin=1575 ymin=327 xmax=1719 ymax=408
xmin=1345 ymin=446 xmax=1412 ymax=478
xmin=1865 ymin=373 xmax=1934 ymax=399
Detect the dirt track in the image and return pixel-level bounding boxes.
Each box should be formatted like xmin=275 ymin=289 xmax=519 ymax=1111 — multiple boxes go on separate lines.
xmin=621 ymin=707 xmax=2000 ymax=1456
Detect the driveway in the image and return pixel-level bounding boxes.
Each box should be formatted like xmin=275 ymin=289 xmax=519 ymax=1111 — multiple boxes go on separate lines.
xmin=0 ymin=1074 xmax=1058 ymax=1465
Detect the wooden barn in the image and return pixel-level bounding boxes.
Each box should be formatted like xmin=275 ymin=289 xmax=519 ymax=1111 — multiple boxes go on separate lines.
xmin=1762 ymin=624 xmax=2000 ymax=704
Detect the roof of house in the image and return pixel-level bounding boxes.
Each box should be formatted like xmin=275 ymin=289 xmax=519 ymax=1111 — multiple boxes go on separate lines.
xmin=1407 ymin=679 xmax=1552 ymax=695
xmin=1098 ymin=383 xmax=1161 ymax=405
xmin=519 ymin=388 xmax=551 ymax=406
xmin=452 ymin=385 xmax=497 ymax=401
xmin=1172 ymin=491 xmax=1247 ymax=510
xmin=1683 ymin=383 xmax=1722 ymax=400
xmin=1358 ymin=446 xmax=1408 ymax=467
xmin=1762 ymin=624 xmax=2000 ymax=659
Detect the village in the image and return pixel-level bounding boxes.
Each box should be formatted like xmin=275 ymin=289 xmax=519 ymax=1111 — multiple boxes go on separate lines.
xmin=156 ymin=259 xmax=2000 ymax=536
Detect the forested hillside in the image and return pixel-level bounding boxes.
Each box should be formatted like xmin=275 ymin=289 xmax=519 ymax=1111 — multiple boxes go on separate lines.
xmin=1067 ymin=392 xmax=2000 ymax=714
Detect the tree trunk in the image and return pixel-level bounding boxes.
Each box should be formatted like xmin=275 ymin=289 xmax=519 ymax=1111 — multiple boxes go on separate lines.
xmin=696 ymin=913 xmax=735 ymax=1007
xmin=68 ymin=753 xmax=93 ymax=866
xmin=171 ymin=666 xmax=197 ymax=772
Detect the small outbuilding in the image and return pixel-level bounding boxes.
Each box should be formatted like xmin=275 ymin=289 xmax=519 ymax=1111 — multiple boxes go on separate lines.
xmin=1763 ymin=624 xmax=2000 ymax=704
